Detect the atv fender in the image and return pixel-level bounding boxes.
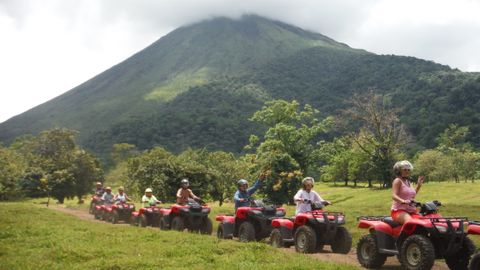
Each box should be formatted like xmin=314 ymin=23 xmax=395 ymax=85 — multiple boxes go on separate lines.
xmin=294 ymin=213 xmax=311 ymax=227
xmin=358 ymin=219 xmax=394 ymax=235
xmin=272 ymin=218 xmax=294 ymax=230
xmin=468 ymin=223 xmax=480 ymax=235
xmin=216 ymin=215 xmax=235 ymax=223
xmin=131 ymin=211 xmax=139 ymax=218
xmin=402 ymin=218 xmax=432 ymax=236
xmin=160 ymin=208 xmax=171 ymax=216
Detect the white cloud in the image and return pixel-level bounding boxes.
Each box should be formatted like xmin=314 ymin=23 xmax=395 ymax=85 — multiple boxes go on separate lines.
xmin=1 ymin=0 xmax=479 ymax=123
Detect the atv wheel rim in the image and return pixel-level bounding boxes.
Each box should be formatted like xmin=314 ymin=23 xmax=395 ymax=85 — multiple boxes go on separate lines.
xmin=406 ymin=243 xmax=421 ymax=266
xmin=360 ymin=242 xmax=371 ymax=260
xmin=297 ymin=232 xmax=307 ymax=250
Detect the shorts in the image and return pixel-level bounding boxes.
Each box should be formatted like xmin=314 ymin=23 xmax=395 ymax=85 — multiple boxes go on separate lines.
xmin=391 ymin=209 xmax=421 ymax=220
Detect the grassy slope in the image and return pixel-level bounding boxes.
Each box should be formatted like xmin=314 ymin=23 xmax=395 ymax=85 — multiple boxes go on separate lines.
xmin=0 ymin=203 xmax=356 ymax=270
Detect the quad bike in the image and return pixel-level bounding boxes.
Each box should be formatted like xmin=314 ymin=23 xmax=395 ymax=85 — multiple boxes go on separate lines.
xmin=269 ymin=200 xmax=352 ymax=254
xmin=357 ymin=200 xmax=475 ymax=270
xmin=89 ymin=194 xmax=103 ymax=214
xmin=468 ymin=221 xmax=480 ymax=270
xmin=216 ymin=199 xmax=286 ymax=242
xmin=159 ymin=199 xmax=212 ymax=234
xmin=103 ymin=202 xmax=135 ymax=224
xmin=130 ymin=202 xmax=163 ymax=227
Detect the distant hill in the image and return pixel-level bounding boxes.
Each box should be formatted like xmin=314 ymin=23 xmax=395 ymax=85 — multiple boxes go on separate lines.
xmin=1 ymin=15 xmax=479 ymax=160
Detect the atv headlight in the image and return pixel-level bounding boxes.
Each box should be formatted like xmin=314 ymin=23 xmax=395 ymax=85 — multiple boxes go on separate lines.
xmin=251 ymin=210 xmax=262 ymax=215
xmin=316 ymin=217 xmax=325 ymax=222
xmin=435 ymin=225 xmax=448 ymax=233
xmin=118 ymin=205 xmax=123 ymax=209
xmin=275 ymin=210 xmax=285 ymax=217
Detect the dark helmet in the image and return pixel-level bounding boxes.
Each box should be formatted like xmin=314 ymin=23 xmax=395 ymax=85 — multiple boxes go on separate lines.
xmin=181 ymin=179 xmax=189 ymax=186
xmin=237 ymin=179 xmax=248 ymax=187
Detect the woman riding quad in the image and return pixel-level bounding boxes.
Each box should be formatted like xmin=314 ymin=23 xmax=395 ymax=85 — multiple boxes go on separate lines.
xmin=233 ymin=173 xmax=265 ymax=210
xmin=114 ymin=186 xmax=131 ymax=204
xmin=391 ymin=160 xmax=425 ymax=224
xmin=176 ymin=179 xmax=200 ymax=205
xmin=293 ymin=177 xmax=330 ymax=215
xmin=141 ymin=188 xmax=161 ymax=207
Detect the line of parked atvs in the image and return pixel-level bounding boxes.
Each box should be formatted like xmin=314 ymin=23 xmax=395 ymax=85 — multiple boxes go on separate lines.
xmin=90 ymin=195 xmax=480 ymax=270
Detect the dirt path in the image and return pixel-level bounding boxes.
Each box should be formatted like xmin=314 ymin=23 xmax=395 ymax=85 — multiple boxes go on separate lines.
xmin=47 ymin=205 xmax=449 ymax=270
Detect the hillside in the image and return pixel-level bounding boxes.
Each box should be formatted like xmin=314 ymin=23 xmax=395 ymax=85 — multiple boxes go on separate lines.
xmin=1 ymin=15 xmax=479 ymax=159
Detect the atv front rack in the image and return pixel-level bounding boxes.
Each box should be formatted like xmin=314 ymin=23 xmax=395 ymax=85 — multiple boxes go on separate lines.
xmin=357 ymin=216 xmax=390 ymax=221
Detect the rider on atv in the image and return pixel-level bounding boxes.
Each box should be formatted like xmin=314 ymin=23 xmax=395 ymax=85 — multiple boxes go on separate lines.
xmin=233 ymin=174 xmax=264 ymax=210
xmin=141 ymin=188 xmax=161 ymax=207
xmin=293 ymin=177 xmax=331 ymax=215
xmin=94 ymin=182 xmax=104 ymax=196
xmin=391 ymin=160 xmax=425 ymax=224
xmin=101 ymin=187 xmax=115 ymax=205
xmin=176 ymin=179 xmax=200 ymax=205
xmin=114 ymin=186 xmax=131 ymax=204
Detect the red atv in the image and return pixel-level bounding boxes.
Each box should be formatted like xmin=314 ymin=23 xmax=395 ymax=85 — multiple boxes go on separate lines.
xmin=103 ymin=202 xmax=135 ymax=224
xmin=159 ymin=199 xmax=212 ymax=234
xmin=93 ymin=203 xmax=110 ymax=220
xmin=216 ymin=199 xmax=286 ymax=242
xmin=269 ymin=200 xmax=351 ymax=254
xmin=357 ymin=200 xmax=475 ymax=270
xmin=89 ymin=194 xmax=103 ymax=214
xmin=468 ymin=221 xmax=480 ymax=270
xmin=130 ymin=202 xmax=163 ymax=227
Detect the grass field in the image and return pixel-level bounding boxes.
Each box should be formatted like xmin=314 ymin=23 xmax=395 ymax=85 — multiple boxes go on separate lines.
xmin=1 ymin=181 xmax=479 ymax=270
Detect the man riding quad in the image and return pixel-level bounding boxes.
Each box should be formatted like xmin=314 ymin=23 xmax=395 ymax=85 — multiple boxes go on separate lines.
xmin=176 ymin=179 xmax=201 ymax=205
xmin=114 ymin=186 xmax=131 ymax=203
xmin=233 ymin=174 xmax=263 ymax=210
xmin=89 ymin=181 xmax=105 ymax=214
xmin=141 ymin=188 xmax=161 ymax=207
xmin=101 ymin=187 xmax=114 ymax=205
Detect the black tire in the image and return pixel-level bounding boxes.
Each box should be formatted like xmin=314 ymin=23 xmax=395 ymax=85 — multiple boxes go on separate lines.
xmin=89 ymin=202 xmax=95 ymax=214
xmin=469 ymin=252 xmax=480 ymax=270
xmin=139 ymin=214 xmax=148 ymax=227
xmin=445 ymin=236 xmax=475 ymax=270
xmin=331 ymin=227 xmax=352 ymax=254
xmin=172 ymin=216 xmax=185 ymax=231
xmin=217 ymin=224 xmax=225 ymax=239
xmin=159 ymin=216 xmax=169 ymax=230
xmin=111 ymin=210 xmax=119 ymax=224
xmin=400 ymin=234 xmax=435 ymax=270
xmin=200 ymin=218 xmax=213 ymax=235
xmin=238 ymin=222 xmax=256 ymax=242
xmin=294 ymin=225 xmax=317 ymax=253
xmin=130 ymin=216 xmax=137 ymax=226
xmin=356 ymin=234 xmax=387 ymax=268
xmin=94 ymin=209 xmax=101 ymax=220
xmin=270 ymin=228 xmax=285 ymax=248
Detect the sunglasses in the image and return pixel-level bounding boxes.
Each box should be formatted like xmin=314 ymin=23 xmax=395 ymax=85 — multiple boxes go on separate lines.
xmin=402 ymin=168 xmax=411 ymax=171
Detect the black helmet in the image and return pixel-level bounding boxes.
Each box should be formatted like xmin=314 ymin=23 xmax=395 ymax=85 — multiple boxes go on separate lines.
xmin=181 ymin=179 xmax=189 ymax=186
xmin=237 ymin=179 xmax=248 ymax=187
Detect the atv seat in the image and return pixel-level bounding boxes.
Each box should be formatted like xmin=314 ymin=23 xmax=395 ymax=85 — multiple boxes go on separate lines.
xmin=382 ymin=217 xmax=400 ymax=228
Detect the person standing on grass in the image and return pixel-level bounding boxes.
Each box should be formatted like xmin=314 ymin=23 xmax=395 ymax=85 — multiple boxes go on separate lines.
xmin=141 ymin=188 xmax=161 ymax=207
xmin=176 ymin=179 xmax=201 ymax=205
xmin=293 ymin=177 xmax=330 ymax=215
xmin=391 ymin=160 xmax=424 ymax=224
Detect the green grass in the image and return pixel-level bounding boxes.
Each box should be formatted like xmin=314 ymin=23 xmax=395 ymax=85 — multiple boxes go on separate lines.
xmin=4 ymin=181 xmax=478 ymax=270
xmin=0 ymin=202 xmax=357 ymax=270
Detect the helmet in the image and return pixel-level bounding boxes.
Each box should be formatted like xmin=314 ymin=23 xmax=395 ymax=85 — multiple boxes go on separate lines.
xmin=237 ymin=179 xmax=248 ymax=187
xmin=145 ymin=188 xmax=153 ymax=193
xmin=118 ymin=186 xmax=124 ymax=191
xmin=302 ymin=177 xmax=314 ymax=188
xmin=96 ymin=182 xmax=102 ymax=186
xmin=180 ymin=179 xmax=189 ymax=186
xmin=393 ymin=160 xmax=413 ymax=176
xmin=105 ymin=186 xmax=112 ymax=191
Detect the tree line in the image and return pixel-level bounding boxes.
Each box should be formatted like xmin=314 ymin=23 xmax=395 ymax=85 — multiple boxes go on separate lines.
xmin=1 ymin=94 xmax=479 ymax=204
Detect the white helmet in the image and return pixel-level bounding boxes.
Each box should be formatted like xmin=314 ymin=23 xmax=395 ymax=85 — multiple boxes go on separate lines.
xmin=145 ymin=188 xmax=153 ymax=193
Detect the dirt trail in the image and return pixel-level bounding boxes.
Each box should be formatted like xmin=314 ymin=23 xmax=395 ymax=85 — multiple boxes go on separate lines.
xmin=47 ymin=205 xmax=449 ymax=270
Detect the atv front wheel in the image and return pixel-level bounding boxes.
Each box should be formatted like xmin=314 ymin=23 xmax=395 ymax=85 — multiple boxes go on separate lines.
xmin=111 ymin=210 xmax=119 ymax=224
xmin=139 ymin=214 xmax=148 ymax=227
xmin=172 ymin=216 xmax=185 ymax=231
xmin=238 ymin=222 xmax=255 ymax=242
xmin=200 ymin=218 xmax=213 ymax=235
xmin=445 ymin=236 xmax=475 ymax=270
xmin=400 ymin=234 xmax=435 ymax=270
xmin=270 ymin=229 xmax=286 ymax=248
xmin=159 ymin=217 xmax=169 ymax=230
xmin=469 ymin=251 xmax=480 ymax=270
xmin=294 ymin=225 xmax=316 ymax=253
xmin=89 ymin=203 xmax=95 ymax=214
xmin=331 ymin=227 xmax=352 ymax=254
xmin=356 ymin=234 xmax=387 ymax=268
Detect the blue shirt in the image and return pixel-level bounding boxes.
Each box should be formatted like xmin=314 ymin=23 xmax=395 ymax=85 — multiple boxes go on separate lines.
xmin=234 ymin=180 xmax=261 ymax=209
